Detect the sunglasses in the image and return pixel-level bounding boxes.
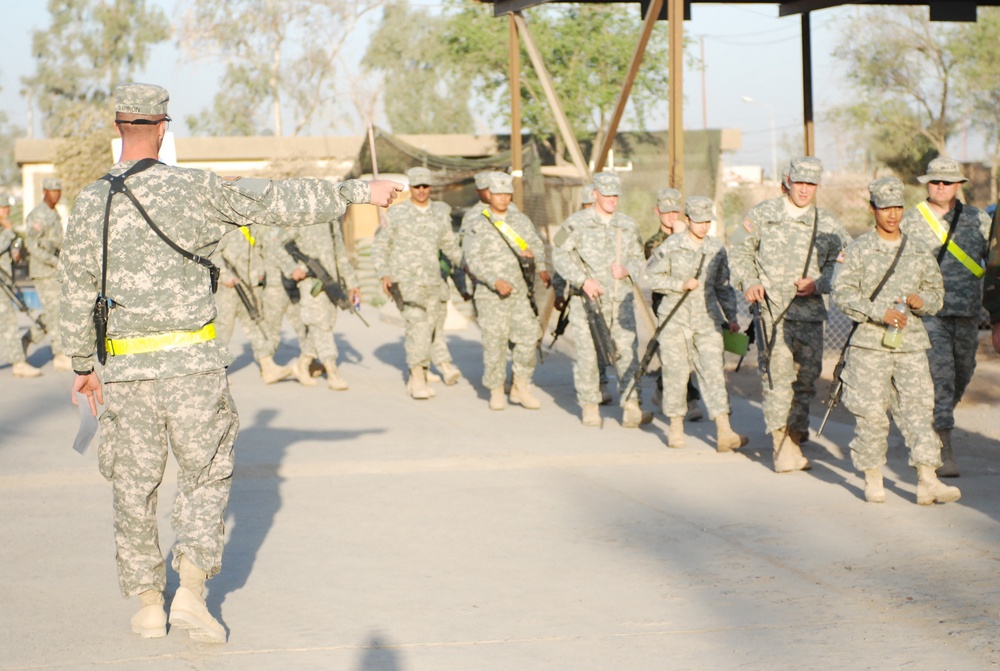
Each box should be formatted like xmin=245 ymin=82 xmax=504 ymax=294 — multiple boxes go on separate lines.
xmin=928 ymin=180 xmax=956 ymax=186
xmin=115 ymin=116 xmax=172 ymax=126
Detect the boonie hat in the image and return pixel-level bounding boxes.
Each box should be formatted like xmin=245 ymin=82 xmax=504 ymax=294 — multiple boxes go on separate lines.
xmin=917 ymin=157 xmax=968 ymax=184
xmin=788 ymin=156 xmax=823 ymax=185
xmin=593 ymin=172 xmax=621 ymax=197
xmin=406 ymin=167 xmax=433 ymax=188
xmin=869 ymin=177 xmax=906 ymax=209
xmin=42 ymin=178 xmax=62 ymax=191
xmin=656 ymin=188 xmax=682 ymax=213
xmin=115 ymin=82 xmax=170 ymax=116
xmin=487 ymin=172 xmax=514 ymax=195
xmin=685 ymin=196 xmax=715 ymax=223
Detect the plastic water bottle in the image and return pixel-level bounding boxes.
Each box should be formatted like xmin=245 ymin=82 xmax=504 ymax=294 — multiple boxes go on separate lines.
xmin=882 ymin=301 xmax=907 ymax=349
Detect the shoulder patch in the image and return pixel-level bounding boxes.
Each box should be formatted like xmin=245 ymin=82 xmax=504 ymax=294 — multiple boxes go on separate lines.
xmin=742 ymin=218 xmax=754 ymax=233
xmin=836 ymin=250 xmax=846 ymax=263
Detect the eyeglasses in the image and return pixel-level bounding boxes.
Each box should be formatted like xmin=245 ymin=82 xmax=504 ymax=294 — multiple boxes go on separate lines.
xmin=411 ymin=184 xmax=431 ymax=189
xmin=928 ymin=180 xmax=956 ymax=186
xmin=115 ymin=116 xmax=171 ymax=127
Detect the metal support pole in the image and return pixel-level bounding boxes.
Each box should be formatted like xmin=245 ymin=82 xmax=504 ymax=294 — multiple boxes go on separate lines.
xmin=802 ymin=12 xmax=815 ymax=156
xmin=668 ymin=0 xmax=684 ymax=190
xmin=509 ymin=14 xmax=524 ymax=209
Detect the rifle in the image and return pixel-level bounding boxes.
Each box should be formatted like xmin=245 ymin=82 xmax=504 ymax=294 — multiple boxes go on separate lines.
xmin=220 ymin=257 xmax=262 ymax=323
xmin=750 ymin=301 xmax=772 ymax=390
xmin=542 ymin=295 xmax=570 ymax=361
xmin=284 ymin=240 xmax=369 ymax=327
xmin=0 ymin=266 xmax=47 ymax=332
xmin=582 ymin=293 xmax=624 ymax=383
xmin=439 ymin=251 xmax=473 ymax=301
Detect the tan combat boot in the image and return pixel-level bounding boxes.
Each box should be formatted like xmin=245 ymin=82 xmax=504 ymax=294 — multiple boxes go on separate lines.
xmin=131 ymin=590 xmax=166 ymax=638
xmin=258 ymin=356 xmax=291 ymax=384
xmin=324 ymin=359 xmax=348 ymax=391
xmin=936 ymin=429 xmax=959 ymax=478
xmin=582 ymin=404 xmax=602 ymax=427
xmin=291 ymin=355 xmax=318 ymax=387
xmin=509 ymin=376 xmax=541 ymax=409
xmin=788 ymin=427 xmax=810 ymax=445
xmin=169 ymin=556 xmax=226 ymax=643
xmin=52 ymin=353 xmax=73 ymax=372
xmin=686 ymin=398 xmax=704 ymax=422
xmin=622 ymin=399 xmax=652 ymax=428
xmin=489 ymin=387 xmax=507 ymax=410
xmin=667 ymin=416 xmax=686 ymax=448
xmin=438 ymin=362 xmax=462 ymax=386
xmin=12 ymin=361 xmax=42 ymax=378
xmin=772 ymin=427 xmax=810 ymax=473
xmin=407 ymin=367 xmax=431 ymax=400
xmin=715 ymin=414 xmax=748 ymax=452
xmin=916 ymin=464 xmax=961 ymax=505
xmin=864 ymin=468 xmax=886 ymax=503
xmin=425 ymin=369 xmax=442 ymax=383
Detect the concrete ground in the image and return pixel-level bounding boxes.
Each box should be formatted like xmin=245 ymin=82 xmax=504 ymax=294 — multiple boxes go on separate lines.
xmin=2 ymin=306 xmax=1000 ymax=671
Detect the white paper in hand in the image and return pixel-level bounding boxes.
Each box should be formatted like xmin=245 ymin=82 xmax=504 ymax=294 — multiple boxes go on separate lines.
xmin=72 ymin=392 xmax=99 ymax=455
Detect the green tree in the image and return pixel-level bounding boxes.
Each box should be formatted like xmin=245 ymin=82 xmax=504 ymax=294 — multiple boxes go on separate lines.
xmin=830 ymin=6 xmax=957 ymax=177
xmin=362 ymin=0 xmax=474 ymax=134
xmin=0 ymin=76 xmax=25 ymax=186
xmin=21 ymin=0 xmax=168 ymax=197
xmin=178 ymin=0 xmax=385 ymax=137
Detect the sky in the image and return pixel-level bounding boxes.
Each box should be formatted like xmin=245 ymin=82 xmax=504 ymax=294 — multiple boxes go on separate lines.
xmin=0 ymin=1 xmax=971 ymax=177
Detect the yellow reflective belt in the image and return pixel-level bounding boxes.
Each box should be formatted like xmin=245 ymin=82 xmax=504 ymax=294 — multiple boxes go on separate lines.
xmin=106 ymin=323 xmax=217 ymax=356
xmin=239 ymin=226 xmax=256 ymax=246
xmin=916 ymin=202 xmax=985 ymax=278
xmin=482 ymin=209 xmax=528 ymax=251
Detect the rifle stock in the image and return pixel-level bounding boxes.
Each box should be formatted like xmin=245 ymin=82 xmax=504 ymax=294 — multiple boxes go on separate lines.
xmin=817 ymin=359 xmax=846 ymax=437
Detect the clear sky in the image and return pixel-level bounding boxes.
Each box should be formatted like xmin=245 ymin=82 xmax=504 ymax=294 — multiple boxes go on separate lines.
xmin=0 ymin=2 xmax=969 ymax=176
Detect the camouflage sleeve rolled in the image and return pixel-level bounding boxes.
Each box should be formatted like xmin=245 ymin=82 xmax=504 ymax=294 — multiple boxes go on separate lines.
xmin=983 ymin=213 xmax=1000 ymax=323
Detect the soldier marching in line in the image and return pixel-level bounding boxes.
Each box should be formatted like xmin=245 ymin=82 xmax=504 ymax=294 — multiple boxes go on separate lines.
xmin=373 ymin=166 xmax=463 ymax=399
xmin=833 ymin=177 xmax=960 ymax=505
xmin=25 ymin=178 xmax=72 ymax=371
xmin=899 ymin=157 xmax=993 ymax=477
xmin=61 ymin=82 xmax=401 ymax=642
xmin=646 ymin=197 xmax=747 ymax=452
xmin=462 ymin=172 xmax=550 ymax=410
xmin=1 ymin=193 xmax=43 ymax=377
xmin=257 ymin=224 xmax=313 ymax=383
xmin=729 ymin=156 xmax=851 ymax=473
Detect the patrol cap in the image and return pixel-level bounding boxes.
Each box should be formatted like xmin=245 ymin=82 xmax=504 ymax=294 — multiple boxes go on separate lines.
xmin=487 ymin=171 xmax=513 ymax=195
xmin=685 ymin=196 xmax=715 ymax=223
xmin=406 ymin=167 xmax=433 ymax=188
xmin=869 ymin=177 xmax=905 ymax=208
xmin=781 ymin=164 xmax=791 ymax=190
xmin=789 ymin=156 xmax=823 ymax=185
xmin=917 ymin=156 xmax=968 ymax=184
xmin=656 ymin=188 xmax=682 ymax=213
xmin=115 ymin=82 xmax=170 ymax=116
xmin=42 ymin=178 xmax=62 ymax=191
xmin=0 ymin=190 xmax=11 ymax=207
xmin=474 ymin=171 xmax=491 ymax=190
xmin=593 ymin=171 xmax=621 ymax=197
xmin=581 ymin=183 xmax=594 ymax=205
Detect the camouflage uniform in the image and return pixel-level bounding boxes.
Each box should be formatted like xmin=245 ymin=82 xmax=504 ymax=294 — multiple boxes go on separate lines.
xmin=212 ymin=226 xmax=271 ymax=360
xmin=59 ymin=84 xmax=373 ymax=599
xmin=372 ymin=195 xmax=461 ymax=370
xmin=729 ymin=159 xmax=850 ymax=435
xmin=646 ymin=227 xmax=737 ymax=419
xmin=834 ymin=226 xmax=944 ymax=470
xmin=899 ymin=170 xmax=992 ymax=433
xmin=985 ymin=209 xmax=1000 ymax=323
xmin=26 ymin=187 xmax=65 ymax=356
xmin=0 ymin=226 xmax=29 ymax=366
xmin=463 ymin=180 xmax=546 ymax=392
xmin=552 ymin=175 xmax=645 ymax=407
xmin=258 ymin=225 xmax=309 ymax=356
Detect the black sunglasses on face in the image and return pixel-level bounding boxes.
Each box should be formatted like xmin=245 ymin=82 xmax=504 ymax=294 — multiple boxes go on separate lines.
xmin=115 ymin=116 xmax=171 ymax=126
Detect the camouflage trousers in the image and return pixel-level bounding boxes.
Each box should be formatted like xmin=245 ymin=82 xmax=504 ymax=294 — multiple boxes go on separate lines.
xmin=261 ymin=284 xmax=310 ymax=358
xmin=567 ymin=293 xmax=638 ymax=406
xmin=841 ymin=346 xmax=941 ymax=471
xmin=298 ymin=280 xmax=340 ymax=363
xmin=0 ymin=297 xmax=26 ymax=365
xmin=398 ymin=282 xmax=451 ymax=369
xmin=923 ymin=315 xmax=979 ymax=431
xmin=658 ymin=321 xmax=728 ymax=419
xmin=98 ymin=371 xmax=238 ymax=597
xmin=214 ymin=284 xmax=272 ymax=360
xmin=475 ymin=291 xmax=541 ymax=390
xmin=29 ymin=277 xmax=63 ymax=355
xmin=760 ymin=318 xmax=822 ymax=434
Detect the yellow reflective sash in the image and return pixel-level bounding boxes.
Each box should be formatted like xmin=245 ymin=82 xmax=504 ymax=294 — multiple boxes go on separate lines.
xmin=239 ymin=226 xmax=256 ymax=246
xmin=483 ymin=209 xmax=528 ymax=251
xmin=916 ymin=202 xmax=985 ymax=278
xmin=106 ymin=323 xmax=217 ymax=356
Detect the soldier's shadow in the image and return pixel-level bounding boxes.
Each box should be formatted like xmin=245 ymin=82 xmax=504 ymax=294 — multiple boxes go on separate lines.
xmin=334 ymin=333 xmax=363 ymax=364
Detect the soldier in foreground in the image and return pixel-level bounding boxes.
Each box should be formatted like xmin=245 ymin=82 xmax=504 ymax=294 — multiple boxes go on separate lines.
xmin=373 ymin=167 xmax=463 ymax=398
xmin=729 ymin=156 xmax=850 ymax=473
xmin=60 ymin=82 xmax=400 ymax=642
xmin=899 ymin=157 xmax=992 ymax=477
xmin=25 ymin=178 xmax=72 ymax=371
xmin=832 ymin=177 xmax=959 ymax=505
xmin=646 ymin=197 xmax=746 ymax=451
xmin=463 ymin=172 xmax=549 ymax=410
xmin=552 ymin=172 xmax=649 ymax=428
xmin=985 ymin=201 xmax=1000 ymax=354
xmin=1 ymin=194 xmax=42 ymax=377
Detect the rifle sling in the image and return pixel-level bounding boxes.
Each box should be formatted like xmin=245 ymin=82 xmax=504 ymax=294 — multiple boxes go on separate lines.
xmin=837 ymin=233 xmax=909 ymax=360
xmin=482 ymin=209 xmax=534 ymax=289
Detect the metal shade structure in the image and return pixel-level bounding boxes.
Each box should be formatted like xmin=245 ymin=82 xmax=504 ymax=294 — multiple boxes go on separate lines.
xmin=484 ymin=0 xmax=1000 ymax=200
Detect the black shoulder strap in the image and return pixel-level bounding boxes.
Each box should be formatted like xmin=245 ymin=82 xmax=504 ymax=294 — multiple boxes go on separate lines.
xmin=936 ymin=200 xmax=963 ymax=265
xmin=841 ymin=233 xmax=909 ymax=349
